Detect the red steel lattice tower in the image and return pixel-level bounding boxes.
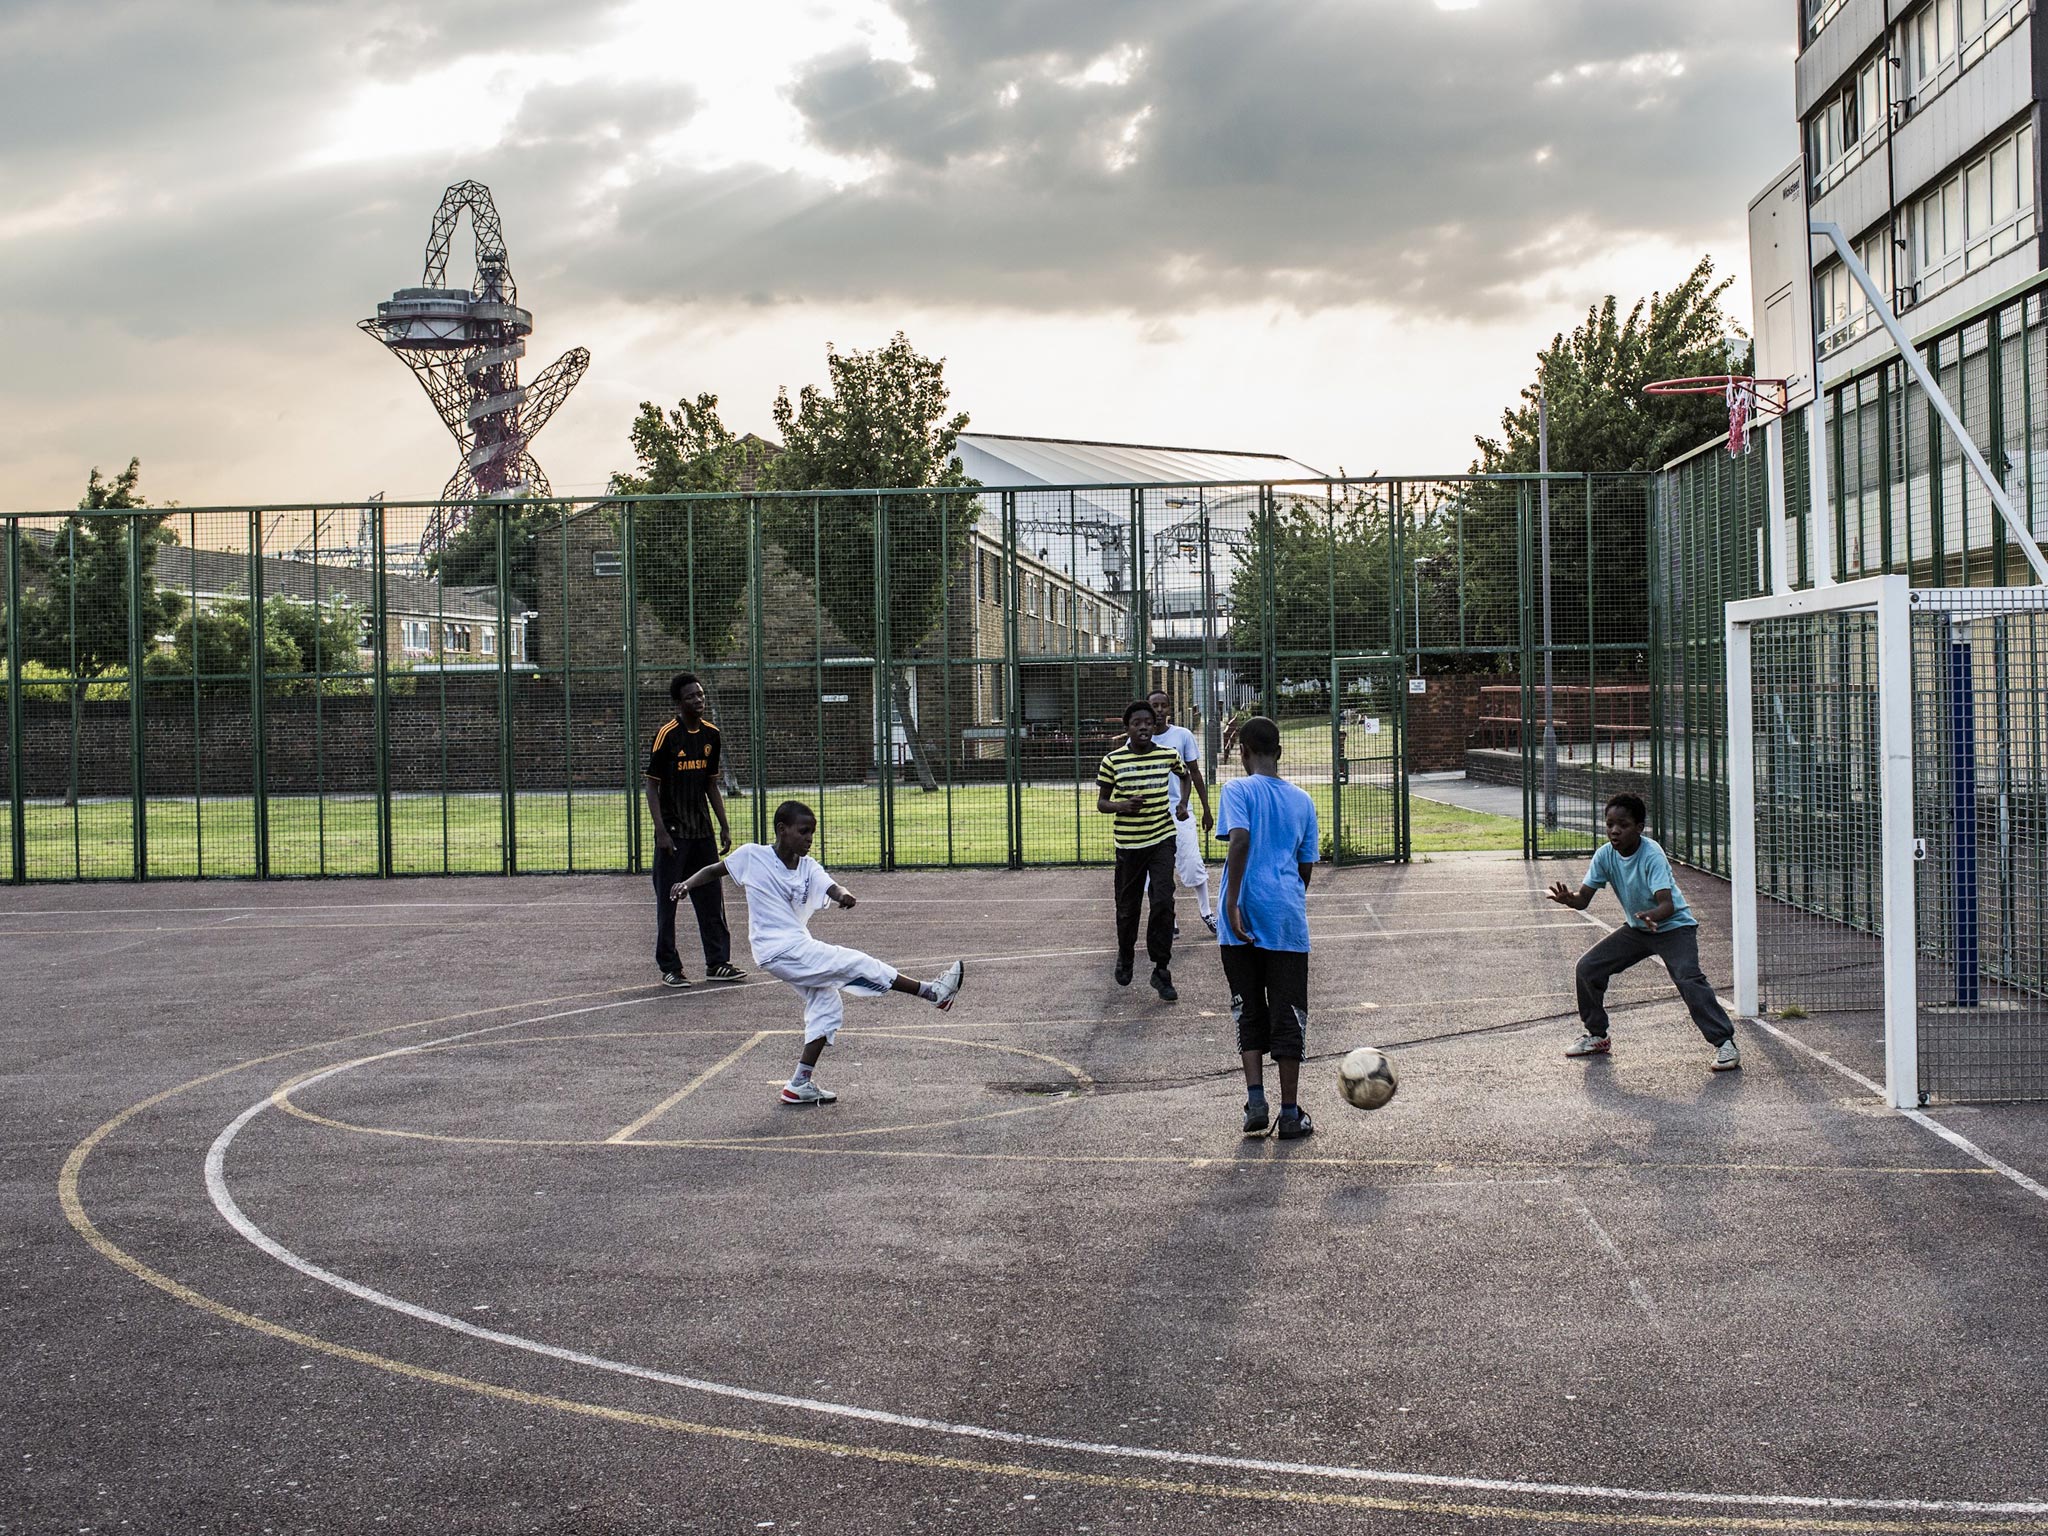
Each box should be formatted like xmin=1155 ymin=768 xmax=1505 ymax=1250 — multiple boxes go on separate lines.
xmin=360 ymin=180 xmax=590 ymax=555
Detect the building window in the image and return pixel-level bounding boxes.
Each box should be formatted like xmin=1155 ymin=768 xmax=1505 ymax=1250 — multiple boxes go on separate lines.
xmin=444 ymin=623 xmax=472 ymax=652
xmin=1808 ymin=53 xmax=1886 ymax=197
xmin=1807 ymin=0 xmax=1852 ymax=43
xmin=482 ymin=627 xmax=495 ymax=657
xmin=1817 ymin=227 xmax=1899 ymax=354
xmin=1905 ymin=0 xmax=2027 ymax=107
xmin=513 ymin=625 xmax=525 ymax=661
xmin=1904 ymin=119 xmax=2034 ymax=307
xmin=401 ymin=619 xmax=429 ymax=655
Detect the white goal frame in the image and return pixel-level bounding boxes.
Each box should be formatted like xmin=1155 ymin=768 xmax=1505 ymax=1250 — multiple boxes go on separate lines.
xmin=1727 ymin=576 xmax=1919 ymax=1108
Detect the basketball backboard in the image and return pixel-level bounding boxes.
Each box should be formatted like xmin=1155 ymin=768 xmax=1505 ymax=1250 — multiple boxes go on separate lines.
xmin=1749 ymin=160 xmax=1815 ymax=411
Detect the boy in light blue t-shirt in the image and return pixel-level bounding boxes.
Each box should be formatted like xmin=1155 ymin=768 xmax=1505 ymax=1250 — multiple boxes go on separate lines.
xmin=1546 ymin=792 xmax=1739 ymax=1071
xmin=1215 ymin=715 xmax=1320 ymax=1138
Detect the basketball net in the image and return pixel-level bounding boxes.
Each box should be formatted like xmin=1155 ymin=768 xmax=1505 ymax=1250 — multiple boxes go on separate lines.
xmin=1727 ymin=377 xmax=1753 ymax=458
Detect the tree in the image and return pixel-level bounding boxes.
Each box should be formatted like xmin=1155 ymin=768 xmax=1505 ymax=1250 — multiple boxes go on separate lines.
xmin=427 ymin=500 xmax=558 ymax=622
xmin=610 ymin=392 xmax=760 ymax=791
xmin=762 ymin=333 xmax=979 ymax=792
xmin=19 ymin=460 xmax=184 ymax=678
xmin=168 ymin=601 xmax=304 ymax=686
xmin=1473 ymin=257 xmax=1744 ymax=476
xmin=1469 ymin=258 xmax=1746 ymax=658
xmin=609 ymin=392 xmax=755 ymax=664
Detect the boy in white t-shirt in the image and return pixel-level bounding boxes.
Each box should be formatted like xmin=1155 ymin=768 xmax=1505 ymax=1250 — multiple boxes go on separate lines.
xmin=672 ymin=799 xmax=965 ymax=1104
xmin=1142 ymin=689 xmax=1216 ymax=934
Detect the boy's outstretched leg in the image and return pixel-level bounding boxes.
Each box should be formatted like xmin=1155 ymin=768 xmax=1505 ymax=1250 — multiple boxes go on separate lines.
xmin=889 ymin=961 xmax=965 ymax=1011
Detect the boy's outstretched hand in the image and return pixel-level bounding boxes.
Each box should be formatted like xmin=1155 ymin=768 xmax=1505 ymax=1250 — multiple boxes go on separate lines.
xmin=835 ymin=890 xmax=857 ymax=909
xmin=1544 ymin=880 xmax=1575 ymax=906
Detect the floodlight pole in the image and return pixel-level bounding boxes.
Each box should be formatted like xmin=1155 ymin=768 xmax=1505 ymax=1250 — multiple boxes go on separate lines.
xmin=1812 ymin=221 xmax=2048 ymax=586
xmin=1539 ymin=383 xmax=1558 ymax=829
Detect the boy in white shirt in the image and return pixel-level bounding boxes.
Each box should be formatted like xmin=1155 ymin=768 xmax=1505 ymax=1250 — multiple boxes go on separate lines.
xmin=672 ymin=799 xmax=965 ymax=1104
xmin=1142 ymin=690 xmax=1216 ymax=934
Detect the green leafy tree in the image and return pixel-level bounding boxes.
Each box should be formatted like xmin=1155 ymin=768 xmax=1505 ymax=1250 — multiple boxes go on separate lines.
xmin=20 ymin=459 xmax=184 ymax=678
xmin=610 ymin=392 xmax=759 ymax=789
xmin=609 ymin=392 xmax=755 ymax=663
xmin=1468 ymin=258 xmax=1746 ymax=659
xmin=427 ymin=500 xmax=559 ymax=622
xmin=1473 ymin=257 xmax=1745 ymax=476
xmin=168 ymin=602 xmax=304 ymax=687
xmin=762 ymin=333 xmax=978 ymax=792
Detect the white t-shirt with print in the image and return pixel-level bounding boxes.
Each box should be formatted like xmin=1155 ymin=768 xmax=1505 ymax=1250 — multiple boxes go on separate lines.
xmin=724 ymin=843 xmax=835 ymax=963
xmin=1152 ymin=724 xmax=1200 ymax=811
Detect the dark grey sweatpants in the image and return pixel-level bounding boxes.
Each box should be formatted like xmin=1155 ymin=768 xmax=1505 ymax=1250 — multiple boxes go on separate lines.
xmin=1576 ymin=923 xmax=1734 ymax=1046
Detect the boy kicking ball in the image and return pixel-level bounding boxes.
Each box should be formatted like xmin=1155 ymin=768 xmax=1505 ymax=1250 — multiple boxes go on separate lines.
xmin=1546 ymin=792 xmax=1739 ymax=1072
xmin=672 ymin=800 xmax=965 ymax=1105
xmin=1216 ymin=715 xmax=1320 ymax=1139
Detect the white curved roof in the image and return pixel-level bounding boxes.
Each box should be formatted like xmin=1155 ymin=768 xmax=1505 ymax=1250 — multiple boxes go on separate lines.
xmin=956 ymin=433 xmax=1323 ymax=488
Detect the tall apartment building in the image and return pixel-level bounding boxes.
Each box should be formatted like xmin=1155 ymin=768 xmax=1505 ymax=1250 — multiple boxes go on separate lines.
xmin=1801 ymin=0 xmax=2040 ymax=382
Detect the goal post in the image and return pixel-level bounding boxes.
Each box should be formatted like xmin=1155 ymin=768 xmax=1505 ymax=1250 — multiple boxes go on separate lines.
xmin=1730 ymin=579 xmax=2048 ymax=1108
xmin=1728 ymin=577 xmax=1919 ymax=1107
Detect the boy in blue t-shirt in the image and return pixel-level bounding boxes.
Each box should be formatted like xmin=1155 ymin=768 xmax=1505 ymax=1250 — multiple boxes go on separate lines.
xmin=1215 ymin=715 xmax=1321 ymax=1138
xmin=1545 ymin=792 xmax=1739 ymax=1071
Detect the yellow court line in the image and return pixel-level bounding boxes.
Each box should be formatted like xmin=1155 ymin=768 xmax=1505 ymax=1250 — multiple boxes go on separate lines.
xmin=52 ymin=1001 xmax=2048 ymax=1533
xmin=606 ymin=1032 xmax=772 ymax=1143
xmin=54 ymin=1127 xmax=2041 ymax=1534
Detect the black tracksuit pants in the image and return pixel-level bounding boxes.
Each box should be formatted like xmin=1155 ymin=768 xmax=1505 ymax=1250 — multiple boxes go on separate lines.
xmin=654 ymin=835 xmax=731 ymax=976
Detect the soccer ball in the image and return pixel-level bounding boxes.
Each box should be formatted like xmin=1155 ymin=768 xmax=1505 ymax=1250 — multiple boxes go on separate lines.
xmin=1337 ymin=1047 xmax=1397 ymax=1111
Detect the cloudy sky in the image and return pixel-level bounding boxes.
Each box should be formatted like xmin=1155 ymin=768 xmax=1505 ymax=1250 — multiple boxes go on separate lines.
xmin=0 ymin=0 xmax=1795 ymax=512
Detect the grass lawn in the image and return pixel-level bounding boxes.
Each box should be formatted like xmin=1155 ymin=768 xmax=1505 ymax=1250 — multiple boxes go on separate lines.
xmin=4 ymin=776 xmax=1525 ymax=879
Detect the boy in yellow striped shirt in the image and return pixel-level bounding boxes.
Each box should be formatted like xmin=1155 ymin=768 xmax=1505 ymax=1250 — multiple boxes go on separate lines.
xmin=1096 ymin=699 xmax=1190 ymax=1000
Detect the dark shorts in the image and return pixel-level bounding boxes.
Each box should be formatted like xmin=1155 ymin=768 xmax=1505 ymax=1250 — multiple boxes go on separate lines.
xmin=1219 ymin=944 xmax=1309 ymax=1059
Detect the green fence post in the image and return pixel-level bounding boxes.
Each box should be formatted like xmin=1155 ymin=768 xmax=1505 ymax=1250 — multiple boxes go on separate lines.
xmin=1001 ymin=491 xmax=1023 ymax=869
xmin=875 ymin=494 xmax=896 ymax=871
xmin=746 ymin=496 xmax=767 ymax=845
xmin=1989 ymin=319 xmax=2009 ymax=585
xmin=6 ymin=520 xmax=24 ymax=882
xmin=1646 ymin=478 xmax=1664 ymax=833
xmin=372 ymin=505 xmax=393 ymax=878
xmin=622 ymin=500 xmax=642 ymax=873
xmin=1130 ymin=487 xmax=1148 ymax=697
xmin=1517 ymin=482 xmax=1534 ymax=859
xmin=496 ymin=503 xmax=516 ymax=875
xmin=127 ymin=515 xmax=147 ymax=880
xmin=248 ymin=511 xmax=269 ymax=879
xmin=1259 ymin=485 xmax=1279 ymax=715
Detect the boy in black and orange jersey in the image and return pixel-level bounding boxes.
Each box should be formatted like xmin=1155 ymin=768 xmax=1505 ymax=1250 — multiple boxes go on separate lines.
xmin=644 ymin=672 xmax=740 ymax=988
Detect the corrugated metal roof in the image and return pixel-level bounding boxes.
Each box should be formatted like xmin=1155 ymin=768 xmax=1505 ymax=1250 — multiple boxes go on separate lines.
xmin=956 ymin=433 xmax=1324 ymax=487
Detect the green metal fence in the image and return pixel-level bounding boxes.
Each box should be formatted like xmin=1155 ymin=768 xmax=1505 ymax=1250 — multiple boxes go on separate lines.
xmin=1650 ymin=276 xmax=2048 ymax=877
xmin=1 ymin=474 xmax=1645 ymax=881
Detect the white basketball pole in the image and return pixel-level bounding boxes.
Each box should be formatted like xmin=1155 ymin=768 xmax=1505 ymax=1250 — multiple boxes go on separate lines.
xmin=1764 ymin=415 xmax=1791 ymax=595
xmin=1812 ymin=221 xmax=2048 ymax=586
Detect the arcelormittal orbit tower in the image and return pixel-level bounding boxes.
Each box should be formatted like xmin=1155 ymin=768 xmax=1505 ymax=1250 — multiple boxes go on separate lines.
xmin=360 ymin=180 xmax=590 ymax=554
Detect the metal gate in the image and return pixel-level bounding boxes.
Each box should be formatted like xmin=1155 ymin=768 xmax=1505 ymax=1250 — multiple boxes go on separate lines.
xmin=1330 ymin=653 xmax=1407 ymax=862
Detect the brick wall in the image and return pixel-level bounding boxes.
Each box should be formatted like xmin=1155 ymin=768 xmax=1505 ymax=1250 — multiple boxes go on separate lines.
xmin=1401 ymin=671 xmax=1501 ymax=772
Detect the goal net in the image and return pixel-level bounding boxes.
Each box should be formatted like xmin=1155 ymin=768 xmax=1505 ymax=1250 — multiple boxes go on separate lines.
xmin=1729 ymin=577 xmax=2048 ymax=1106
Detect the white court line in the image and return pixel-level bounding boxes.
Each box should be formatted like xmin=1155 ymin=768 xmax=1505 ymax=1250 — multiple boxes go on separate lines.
xmin=1572 ymin=907 xmax=2048 ymax=1207
xmin=1556 ymin=1182 xmax=1673 ymax=1347
xmin=204 ymin=1033 xmax=2048 ymax=1519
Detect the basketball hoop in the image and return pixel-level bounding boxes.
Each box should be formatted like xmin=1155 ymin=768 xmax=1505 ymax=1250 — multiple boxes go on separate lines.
xmin=1644 ymin=375 xmax=1789 ymax=457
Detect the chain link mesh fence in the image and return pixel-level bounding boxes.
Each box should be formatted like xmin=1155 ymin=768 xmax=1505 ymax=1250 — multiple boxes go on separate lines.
xmin=3 ymin=474 xmax=1641 ymax=880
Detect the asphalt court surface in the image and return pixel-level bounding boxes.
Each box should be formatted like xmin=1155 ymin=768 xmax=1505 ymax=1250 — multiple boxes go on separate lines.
xmin=8 ymin=854 xmax=2048 ymax=1534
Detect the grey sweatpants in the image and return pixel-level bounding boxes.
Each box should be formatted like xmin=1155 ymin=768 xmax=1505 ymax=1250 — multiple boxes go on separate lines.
xmin=1576 ymin=923 xmax=1735 ymax=1046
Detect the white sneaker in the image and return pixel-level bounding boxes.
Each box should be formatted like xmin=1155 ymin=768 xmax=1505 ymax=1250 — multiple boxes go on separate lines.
xmin=780 ymin=1079 xmax=838 ymax=1105
xmin=1564 ymin=1034 xmax=1612 ymax=1058
xmin=930 ymin=960 xmax=965 ymax=1011
xmin=1712 ymin=1040 xmax=1741 ymax=1072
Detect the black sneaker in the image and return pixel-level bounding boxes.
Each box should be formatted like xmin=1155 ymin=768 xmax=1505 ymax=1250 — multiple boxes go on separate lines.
xmin=1114 ymin=955 xmax=1134 ymax=986
xmin=1276 ymin=1109 xmax=1315 ymax=1141
xmin=706 ymin=963 xmax=748 ymax=982
xmin=661 ymin=971 xmax=691 ymax=989
xmin=1242 ymin=1099 xmax=1270 ymax=1136
xmin=1151 ymin=966 xmax=1178 ymax=1002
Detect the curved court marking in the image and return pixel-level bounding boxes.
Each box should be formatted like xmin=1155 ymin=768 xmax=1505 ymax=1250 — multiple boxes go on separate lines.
xmin=187 ymin=1020 xmax=2048 ymax=1527
xmin=269 ymin=1025 xmax=1094 ymax=1146
xmin=54 ymin=987 xmax=2048 ymax=1531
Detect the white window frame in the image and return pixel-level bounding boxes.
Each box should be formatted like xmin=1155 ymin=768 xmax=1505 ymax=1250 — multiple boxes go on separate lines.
xmin=1905 ymin=120 xmax=2035 ymax=307
xmin=1904 ymin=0 xmax=2029 ymax=109
xmin=482 ymin=627 xmax=495 ymax=656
